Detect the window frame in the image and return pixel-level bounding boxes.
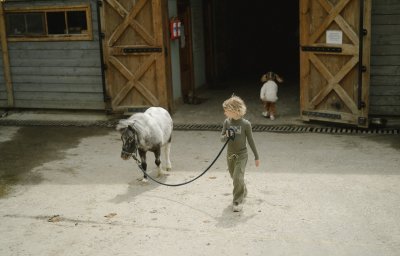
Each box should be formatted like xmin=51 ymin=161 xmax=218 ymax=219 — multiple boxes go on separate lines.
xmin=5 ymin=5 xmax=93 ymax=42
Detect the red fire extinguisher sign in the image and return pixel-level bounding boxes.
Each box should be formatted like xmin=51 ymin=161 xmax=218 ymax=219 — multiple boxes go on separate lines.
xmin=170 ymin=17 xmax=181 ymax=40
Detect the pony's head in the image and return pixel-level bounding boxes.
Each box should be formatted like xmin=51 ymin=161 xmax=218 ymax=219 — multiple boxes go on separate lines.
xmin=116 ymin=121 xmax=139 ymax=160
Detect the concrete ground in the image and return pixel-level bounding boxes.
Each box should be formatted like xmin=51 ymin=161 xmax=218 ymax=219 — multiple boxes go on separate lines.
xmin=0 ymin=79 xmax=399 ymax=255
xmin=0 ymin=125 xmax=399 ymax=256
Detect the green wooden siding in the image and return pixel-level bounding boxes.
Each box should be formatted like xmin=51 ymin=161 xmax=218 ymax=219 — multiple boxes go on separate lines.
xmin=0 ymin=0 xmax=104 ymax=110
xmin=370 ymin=0 xmax=400 ymax=115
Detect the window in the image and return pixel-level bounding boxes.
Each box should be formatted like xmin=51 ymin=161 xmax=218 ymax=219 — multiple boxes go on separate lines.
xmin=6 ymin=12 xmax=45 ymax=36
xmin=5 ymin=5 xmax=92 ymax=41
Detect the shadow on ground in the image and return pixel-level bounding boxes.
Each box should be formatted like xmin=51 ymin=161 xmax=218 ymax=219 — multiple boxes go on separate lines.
xmin=0 ymin=127 xmax=110 ymax=197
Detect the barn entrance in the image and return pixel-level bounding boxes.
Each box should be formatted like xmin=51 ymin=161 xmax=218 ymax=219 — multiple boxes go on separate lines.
xmin=199 ymin=0 xmax=371 ymax=127
xmin=203 ymin=0 xmax=300 ymax=120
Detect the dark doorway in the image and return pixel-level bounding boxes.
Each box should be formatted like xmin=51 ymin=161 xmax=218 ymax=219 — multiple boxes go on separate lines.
xmin=204 ymin=0 xmax=299 ymax=83
xmin=202 ymin=0 xmax=300 ymax=120
xmin=178 ymin=0 xmax=195 ymax=103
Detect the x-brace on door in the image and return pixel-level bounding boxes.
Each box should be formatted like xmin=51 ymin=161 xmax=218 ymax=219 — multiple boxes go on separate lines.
xmin=300 ymin=0 xmax=371 ymax=127
xmin=100 ymin=0 xmax=169 ymax=112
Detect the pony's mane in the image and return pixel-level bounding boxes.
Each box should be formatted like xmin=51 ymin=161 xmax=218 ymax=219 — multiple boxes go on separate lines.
xmin=116 ymin=113 xmax=149 ymax=136
xmin=115 ymin=119 xmax=130 ymax=131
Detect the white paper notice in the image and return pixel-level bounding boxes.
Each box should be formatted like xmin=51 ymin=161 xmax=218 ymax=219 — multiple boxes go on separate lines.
xmin=326 ymin=30 xmax=343 ymax=45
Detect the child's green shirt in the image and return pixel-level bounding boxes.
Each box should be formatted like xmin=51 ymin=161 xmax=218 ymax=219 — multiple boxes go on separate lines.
xmin=221 ymin=118 xmax=259 ymax=160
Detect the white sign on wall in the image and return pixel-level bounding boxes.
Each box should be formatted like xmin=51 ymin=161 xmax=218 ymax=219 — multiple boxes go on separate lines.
xmin=326 ymin=30 xmax=343 ymax=45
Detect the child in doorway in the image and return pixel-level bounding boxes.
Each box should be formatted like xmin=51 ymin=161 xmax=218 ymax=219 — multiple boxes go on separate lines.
xmin=221 ymin=95 xmax=260 ymax=212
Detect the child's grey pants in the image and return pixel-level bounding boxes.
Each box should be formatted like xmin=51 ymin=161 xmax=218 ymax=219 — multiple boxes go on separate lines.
xmin=227 ymin=152 xmax=248 ymax=204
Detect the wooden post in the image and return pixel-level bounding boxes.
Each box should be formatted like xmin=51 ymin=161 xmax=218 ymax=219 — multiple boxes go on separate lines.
xmin=299 ymin=0 xmax=310 ymax=120
xmin=361 ymin=0 xmax=372 ymax=123
xmin=0 ymin=1 xmax=14 ymax=107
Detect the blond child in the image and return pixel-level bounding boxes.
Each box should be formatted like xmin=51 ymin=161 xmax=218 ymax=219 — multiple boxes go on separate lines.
xmin=221 ymin=95 xmax=260 ymax=212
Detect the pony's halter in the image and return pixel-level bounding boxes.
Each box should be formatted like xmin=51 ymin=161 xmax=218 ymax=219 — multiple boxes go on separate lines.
xmin=121 ymin=149 xmax=133 ymax=156
xmin=121 ymin=128 xmax=138 ymax=157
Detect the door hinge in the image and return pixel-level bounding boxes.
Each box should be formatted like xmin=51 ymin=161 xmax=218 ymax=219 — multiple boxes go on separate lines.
xmin=362 ymin=66 xmax=367 ymax=72
xmin=363 ymin=29 xmax=368 ymax=36
xmin=358 ymin=117 xmax=367 ymax=126
xmin=100 ymin=32 xmax=105 ymax=39
xmin=105 ymin=108 xmax=113 ymax=115
xmin=98 ymin=0 xmax=103 ymax=7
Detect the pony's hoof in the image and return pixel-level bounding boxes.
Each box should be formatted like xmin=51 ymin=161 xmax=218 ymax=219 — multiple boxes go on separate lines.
xmin=137 ymin=177 xmax=148 ymax=183
xmin=166 ymin=168 xmax=172 ymax=172
xmin=157 ymin=171 xmax=169 ymax=177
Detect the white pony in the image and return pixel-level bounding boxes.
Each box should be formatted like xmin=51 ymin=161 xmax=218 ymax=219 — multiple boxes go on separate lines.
xmin=116 ymin=107 xmax=173 ymax=182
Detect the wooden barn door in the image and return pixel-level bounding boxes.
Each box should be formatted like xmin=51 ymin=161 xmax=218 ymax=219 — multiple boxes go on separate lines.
xmin=300 ymin=0 xmax=371 ymax=127
xmin=100 ymin=0 xmax=169 ymax=112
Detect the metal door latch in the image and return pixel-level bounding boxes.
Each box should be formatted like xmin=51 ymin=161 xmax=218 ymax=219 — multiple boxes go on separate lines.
xmin=301 ymin=46 xmax=342 ymax=53
xmin=123 ymin=47 xmax=162 ymax=53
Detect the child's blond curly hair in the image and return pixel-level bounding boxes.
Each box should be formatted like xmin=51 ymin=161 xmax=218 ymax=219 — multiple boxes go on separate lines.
xmin=222 ymin=95 xmax=247 ymax=117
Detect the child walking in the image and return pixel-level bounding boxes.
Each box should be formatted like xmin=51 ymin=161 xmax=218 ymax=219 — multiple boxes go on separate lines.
xmin=221 ymin=95 xmax=260 ymax=212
